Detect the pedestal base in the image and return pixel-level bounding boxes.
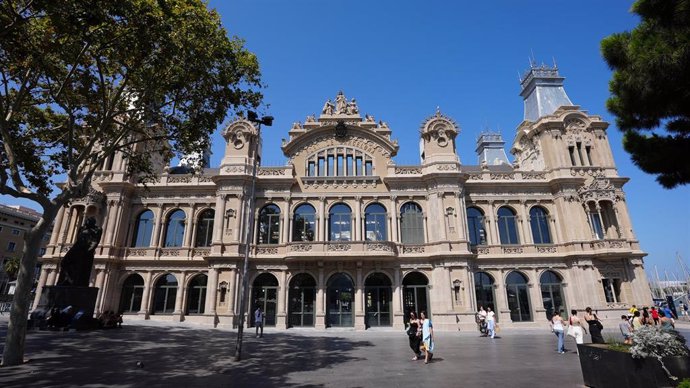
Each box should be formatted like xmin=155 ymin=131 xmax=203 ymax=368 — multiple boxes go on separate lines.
xmin=31 ymin=286 xmax=99 ymax=330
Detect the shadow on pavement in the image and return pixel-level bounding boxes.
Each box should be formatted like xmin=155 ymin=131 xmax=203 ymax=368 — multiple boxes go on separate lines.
xmin=0 ymin=323 xmax=373 ymax=387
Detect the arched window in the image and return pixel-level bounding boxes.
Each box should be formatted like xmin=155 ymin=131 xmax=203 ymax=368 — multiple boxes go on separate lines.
xmin=327 ymin=273 xmax=355 ymax=327
xmin=194 ymin=209 xmax=215 ymax=247
xmin=474 ymin=272 xmax=495 ymax=311
xmin=153 ymin=273 xmax=178 ymax=314
xmin=131 ymin=210 xmax=154 ymax=247
xmin=497 ymin=206 xmax=519 ymax=245
xmin=119 ymin=274 xmax=144 ymax=313
xmin=540 ymin=270 xmax=566 ymax=321
xmin=329 ymin=203 xmax=352 ymax=241
xmin=252 ymin=273 xmax=279 ymax=326
xmin=365 ymin=272 xmax=392 ymax=327
xmin=258 ymin=204 xmax=281 ymax=244
xmin=364 ymin=203 xmax=387 ymax=241
xmin=186 ymin=274 xmax=208 ymax=314
xmin=530 ymin=206 xmax=552 ymax=244
xmin=402 ymin=271 xmax=429 ymax=322
xmin=506 ymin=271 xmax=531 ymax=322
xmin=292 ymin=204 xmax=316 ymax=242
xmin=400 ymin=202 xmax=424 ymax=244
xmin=164 ymin=210 xmax=186 ymax=247
xmin=288 ymin=273 xmax=316 ymax=327
xmin=467 ymin=207 xmax=486 ymax=246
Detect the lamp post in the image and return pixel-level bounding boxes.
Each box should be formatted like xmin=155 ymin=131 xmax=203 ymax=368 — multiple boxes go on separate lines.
xmin=234 ymin=110 xmax=273 ymax=362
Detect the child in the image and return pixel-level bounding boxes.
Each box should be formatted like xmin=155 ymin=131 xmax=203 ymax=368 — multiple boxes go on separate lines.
xmin=619 ymin=314 xmax=633 ymax=345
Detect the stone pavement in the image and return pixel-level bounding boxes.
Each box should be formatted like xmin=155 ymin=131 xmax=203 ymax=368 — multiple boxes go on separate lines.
xmin=0 ymin=316 xmax=688 ymax=388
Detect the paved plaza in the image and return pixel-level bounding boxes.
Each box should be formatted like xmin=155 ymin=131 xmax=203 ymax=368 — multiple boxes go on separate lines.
xmin=0 ymin=316 xmax=688 ymax=388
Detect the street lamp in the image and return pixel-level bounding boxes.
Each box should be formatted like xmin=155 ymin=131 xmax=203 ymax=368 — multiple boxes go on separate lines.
xmin=234 ymin=110 xmax=273 ymax=362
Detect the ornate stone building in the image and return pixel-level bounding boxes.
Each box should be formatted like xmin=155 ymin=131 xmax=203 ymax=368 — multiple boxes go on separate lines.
xmin=36 ymin=65 xmax=652 ymax=330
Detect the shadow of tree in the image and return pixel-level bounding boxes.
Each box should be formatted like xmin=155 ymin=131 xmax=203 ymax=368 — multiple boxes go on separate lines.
xmin=0 ymin=323 xmax=374 ymax=387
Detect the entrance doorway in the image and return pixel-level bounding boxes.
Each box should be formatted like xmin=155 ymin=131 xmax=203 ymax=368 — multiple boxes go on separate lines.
xmin=403 ymin=272 xmax=429 ymax=323
xmin=289 ymin=273 xmax=316 ymax=327
xmin=541 ymin=270 xmax=566 ymax=321
xmin=365 ymin=272 xmax=392 ymax=328
xmin=506 ymin=271 xmax=532 ymax=322
xmin=251 ymin=273 xmax=278 ymax=327
xmin=326 ymin=273 xmax=354 ymax=327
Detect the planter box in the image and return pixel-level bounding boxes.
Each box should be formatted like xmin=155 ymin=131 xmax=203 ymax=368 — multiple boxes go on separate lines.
xmin=578 ymin=343 xmax=690 ymax=388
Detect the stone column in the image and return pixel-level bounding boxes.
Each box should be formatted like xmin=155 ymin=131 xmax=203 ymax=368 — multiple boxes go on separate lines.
xmin=315 ymin=264 xmax=326 ymax=329
xmin=284 ymin=199 xmax=292 ymax=243
xmin=46 ymin=267 xmax=58 ymax=286
xmin=94 ymin=267 xmax=106 ymax=314
xmin=519 ymin=201 xmax=532 ymax=245
xmin=32 ymin=266 xmax=50 ymax=309
xmin=139 ymin=271 xmax=153 ymax=317
xmin=389 ymin=196 xmax=398 ymax=242
xmin=212 ymin=195 xmax=225 ymax=244
xmin=152 ymin=206 xmax=164 ymax=248
xmin=318 ymin=197 xmax=326 ymax=241
xmin=529 ymin=268 xmax=542 ymax=321
xmin=277 ymin=270 xmax=287 ymax=328
xmin=354 ymin=196 xmax=362 ymax=241
xmin=486 ymin=201 xmax=497 ymax=245
xmin=355 ymin=264 xmax=365 ymax=330
xmin=173 ymin=272 xmax=187 ymax=320
xmin=206 ymin=266 xmax=219 ymax=315
xmin=392 ymin=267 xmax=402 ymax=328
xmin=437 ymin=193 xmax=447 ymax=241
xmin=184 ymin=205 xmax=196 ymax=248
xmin=227 ymin=268 xmax=237 ymax=315
xmin=494 ymin=269 xmax=509 ymax=323
xmin=103 ymin=201 xmax=118 ymax=246
xmin=49 ymin=206 xmax=66 ymax=246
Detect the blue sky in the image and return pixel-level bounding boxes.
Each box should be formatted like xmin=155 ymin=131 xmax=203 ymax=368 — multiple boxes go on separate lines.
xmin=3 ymin=1 xmax=688 ymax=280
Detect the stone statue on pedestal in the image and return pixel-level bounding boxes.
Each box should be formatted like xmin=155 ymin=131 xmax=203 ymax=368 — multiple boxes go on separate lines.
xmin=57 ymin=217 xmax=102 ymax=287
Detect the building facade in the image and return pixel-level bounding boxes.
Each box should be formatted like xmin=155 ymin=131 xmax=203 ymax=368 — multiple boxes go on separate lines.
xmin=36 ymin=65 xmax=652 ymax=330
xmin=0 ymin=204 xmax=51 ymax=295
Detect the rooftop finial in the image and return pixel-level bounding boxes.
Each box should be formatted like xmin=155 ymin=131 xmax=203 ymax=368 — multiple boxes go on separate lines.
xmin=435 ymin=106 xmax=441 ymax=116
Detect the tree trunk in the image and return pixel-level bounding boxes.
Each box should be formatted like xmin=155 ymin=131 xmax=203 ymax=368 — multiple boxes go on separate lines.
xmin=2 ymin=206 xmax=56 ymax=366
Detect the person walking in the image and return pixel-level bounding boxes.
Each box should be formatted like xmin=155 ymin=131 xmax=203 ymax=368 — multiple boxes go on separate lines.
xmin=619 ymin=315 xmax=633 ymax=345
xmin=682 ymin=302 xmax=689 ymax=320
xmin=254 ymin=306 xmax=264 ymax=338
xmin=584 ymin=307 xmax=605 ymax=344
xmin=550 ymin=310 xmax=566 ymax=354
xmin=651 ymin=306 xmax=660 ymax=325
xmin=420 ymin=310 xmax=434 ymax=364
xmin=486 ymin=307 xmax=496 ymax=339
xmin=406 ymin=311 xmax=422 ymax=360
xmin=568 ymin=309 xmax=587 ymax=352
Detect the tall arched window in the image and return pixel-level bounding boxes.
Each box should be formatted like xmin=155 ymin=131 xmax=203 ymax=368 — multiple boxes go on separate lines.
xmin=258 ymin=204 xmax=281 ymax=244
xmin=474 ymin=272 xmax=495 ymax=311
xmin=530 ymin=206 xmax=552 ymax=244
xmin=506 ymin=271 xmax=531 ymax=322
xmin=119 ymin=274 xmax=144 ymax=313
xmin=186 ymin=274 xmax=208 ymax=314
xmin=364 ymin=203 xmax=387 ymax=241
xmin=292 ymin=204 xmax=316 ymax=242
xmin=497 ymin=206 xmax=519 ymax=245
xmin=587 ymin=202 xmax=605 ymax=240
xmin=540 ymin=270 xmax=566 ymax=321
xmin=329 ymin=203 xmax=352 ymax=241
xmin=153 ymin=273 xmax=178 ymax=314
xmin=194 ymin=209 xmax=215 ymax=247
xmin=164 ymin=210 xmax=186 ymax=247
xmin=467 ymin=207 xmax=486 ymax=246
xmin=400 ymin=202 xmax=424 ymax=244
xmin=131 ymin=210 xmax=154 ymax=247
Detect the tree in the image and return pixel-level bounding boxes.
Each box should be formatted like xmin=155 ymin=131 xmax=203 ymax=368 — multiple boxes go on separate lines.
xmin=0 ymin=0 xmax=262 ymax=366
xmin=601 ymin=0 xmax=690 ymax=188
xmin=3 ymin=256 xmax=19 ymax=279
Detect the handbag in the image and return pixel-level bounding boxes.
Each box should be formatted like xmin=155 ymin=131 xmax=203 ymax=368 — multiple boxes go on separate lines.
xmin=567 ymin=325 xmax=576 ymax=338
xmin=406 ymin=325 xmax=415 ymax=337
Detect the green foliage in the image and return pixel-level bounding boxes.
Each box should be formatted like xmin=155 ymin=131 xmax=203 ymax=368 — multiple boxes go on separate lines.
xmin=601 ymin=0 xmax=690 ymax=188
xmin=3 ymin=256 xmax=19 ymax=278
xmin=678 ymin=378 xmax=690 ymax=388
xmin=0 ymin=0 xmax=262 ymax=203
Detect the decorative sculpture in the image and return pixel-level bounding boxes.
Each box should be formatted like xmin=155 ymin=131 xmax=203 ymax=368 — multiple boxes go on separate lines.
xmin=346 ymin=98 xmax=359 ymax=115
xmin=57 ymin=217 xmax=102 ymax=287
xmin=322 ymin=99 xmax=334 ymax=115
xmin=335 ymin=91 xmax=347 ymax=114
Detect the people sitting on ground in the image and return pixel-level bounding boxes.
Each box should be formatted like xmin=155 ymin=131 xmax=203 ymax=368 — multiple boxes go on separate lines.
xmin=98 ymin=310 xmax=123 ymax=329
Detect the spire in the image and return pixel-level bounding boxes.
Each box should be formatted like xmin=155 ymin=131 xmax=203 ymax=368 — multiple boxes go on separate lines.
xmin=519 ymin=62 xmax=573 ymax=121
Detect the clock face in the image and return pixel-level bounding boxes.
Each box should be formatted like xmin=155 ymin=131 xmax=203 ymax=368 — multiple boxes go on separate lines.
xmin=335 ymin=121 xmax=347 ymax=139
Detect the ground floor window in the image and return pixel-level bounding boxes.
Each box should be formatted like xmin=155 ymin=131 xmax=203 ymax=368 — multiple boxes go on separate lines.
xmin=365 ymin=272 xmax=392 ymax=328
xmin=186 ymin=274 xmax=208 ymax=314
xmin=251 ymin=273 xmax=278 ymax=327
xmin=289 ymin=273 xmax=316 ymax=327
xmin=327 ymin=273 xmax=354 ymax=327
xmin=119 ymin=274 xmax=144 ymax=313
xmin=402 ymin=271 xmax=429 ymax=324
xmin=506 ymin=271 xmax=532 ymax=322
xmin=474 ymin=272 xmax=495 ymax=311
xmin=153 ymin=273 xmax=178 ymax=314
